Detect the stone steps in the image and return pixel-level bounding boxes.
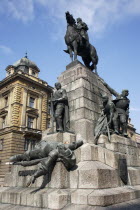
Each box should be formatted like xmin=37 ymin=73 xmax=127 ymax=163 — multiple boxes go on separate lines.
xmin=69 ymin=161 xmax=120 ymax=189
xmin=75 ymin=141 xmax=140 ymax=169
xmin=72 ymin=185 xmax=140 ymax=206
xmin=4 ymin=160 xmax=121 ymax=190
xmin=76 ymin=143 xmax=125 ymax=169
xmin=1 ymin=185 xmax=140 ymax=209
xmin=0 ymin=187 xmax=69 ymax=209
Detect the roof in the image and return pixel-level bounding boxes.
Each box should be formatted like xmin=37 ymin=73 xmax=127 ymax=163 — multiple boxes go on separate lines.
xmin=12 ymin=56 xmax=40 ymax=72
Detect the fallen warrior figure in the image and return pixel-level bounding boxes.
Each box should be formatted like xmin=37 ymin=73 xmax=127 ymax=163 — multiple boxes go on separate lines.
xmin=10 ymin=140 xmax=83 ymax=188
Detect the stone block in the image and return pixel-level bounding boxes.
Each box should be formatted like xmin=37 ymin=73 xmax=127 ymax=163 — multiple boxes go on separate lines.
xmin=20 ymin=189 xmax=32 ymax=206
xmin=128 ymin=167 xmax=140 ymax=186
xmin=117 ymin=143 xmax=131 ymax=154
xmin=97 ymin=146 xmax=105 ymax=164
xmin=80 ymin=143 xmax=101 ymax=162
xmin=105 ymin=142 xmax=118 ymax=152
xmin=1 ymin=188 xmax=11 ymax=203
xmin=25 ymin=188 xmax=48 ymax=208
xmin=113 ymin=187 xmax=138 ymax=204
xmin=88 ymin=189 xmax=114 ymax=206
xmin=74 ymin=147 xmax=81 ymax=164
xmin=74 ymin=119 xmax=95 ymax=143
xmin=9 ymin=188 xmax=22 ymax=205
xmin=98 ymin=135 xmax=108 ymax=144
xmin=71 ymin=189 xmax=93 ymax=205
xmin=88 ymin=186 xmax=139 ymax=206
xmin=67 ymin=87 xmax=95 ymax=103
xmin=4 ymin=173 xmax=12 ymax=187
xmin=91 ymin=145 xmax=99 ymax=161
xmin=43 ymin=132 xmax=63 ymax=142
xmin=69 ymin=169 xmax=79 ymax=189
xmin=0 ymin=187 xmax=8 ymax=202
xmin=26 ymin=190 xmax=35 ymax=207
xmin=104 ymin=148 xmax=127 ymax=169
xmin=42 ymin=189 xmax=54 ymax=208
xmin=49 ymin=162 xmax=69 ymax=189
xmin=110 ymin=134 xmax=137 ymax=147
xmin=63 ymin=132 xmax=76 ymax=144
xmin=127 ymin=154 xmax=140 ymax=167
xmin=80 ymin=143 xmax=93 ymax=161
xmin=69 ymin=162 xmax=86 ymax=189
xmin=127 ymin=146 xmax=139 ymax=156
xmin=10 ymin=165 xmax=23 ymax=187
xmin=63 ymin=203 xmax=95 ymax=210
xmin=104 ymin=149 xmax=119 ymax=169
xmin=48 ymin=190 xmax=68 ymax=209
xmin=42 ymin=132 xmax=76 ymax=145
xmin=78 ymin=161 xmax=119 ymax=189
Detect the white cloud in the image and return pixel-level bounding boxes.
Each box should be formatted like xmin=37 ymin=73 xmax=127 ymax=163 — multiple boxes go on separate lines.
xmin=35 ymin=0 xmax=140 ymax=35
xmin=0 ymin=45 xmax=13 ymax=54
xmin=0 ymin=0 xmax=140 ymax=34
xmin=0 ymin=0 xmax=34 ymax=23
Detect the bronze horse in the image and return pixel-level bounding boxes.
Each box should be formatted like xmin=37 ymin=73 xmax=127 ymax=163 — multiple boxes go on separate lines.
xmin=64 ymin=12 xmax=98 ymax=73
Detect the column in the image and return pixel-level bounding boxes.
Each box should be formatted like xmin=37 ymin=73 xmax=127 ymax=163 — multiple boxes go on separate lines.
xmin=21 ymin=89 xmax=27 ymax=127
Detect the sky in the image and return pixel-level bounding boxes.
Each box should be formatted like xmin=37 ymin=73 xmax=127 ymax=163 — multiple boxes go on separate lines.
xmin=0 ymin=0 xmax=140 ymax=133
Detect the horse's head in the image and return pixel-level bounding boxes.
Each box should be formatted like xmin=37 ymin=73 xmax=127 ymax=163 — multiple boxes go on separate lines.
xmin=65 ymin=11 xmax=76 ymax=26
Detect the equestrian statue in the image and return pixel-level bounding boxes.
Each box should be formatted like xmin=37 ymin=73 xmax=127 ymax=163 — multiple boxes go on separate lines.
xmin=64 ymin=11 xmax=98 ymax=74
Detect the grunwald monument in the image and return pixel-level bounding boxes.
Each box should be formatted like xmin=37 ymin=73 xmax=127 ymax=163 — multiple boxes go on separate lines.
xmin=1 ymin=11 xmax=140 ymax=210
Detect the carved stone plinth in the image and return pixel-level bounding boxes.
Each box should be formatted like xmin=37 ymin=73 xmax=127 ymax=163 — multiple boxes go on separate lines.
xmin=2 ymin=61 xmax=140 ymax=209
xmin=42 ymin=131 xmax=76 ymax=144
xmin=58 ymin=60 xmax=111 ymax=142
xmin=2 ymin=134 xmax=140 ymax=208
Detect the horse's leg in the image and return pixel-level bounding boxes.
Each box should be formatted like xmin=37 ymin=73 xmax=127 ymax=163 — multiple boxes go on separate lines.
xmin=68 ymin=46 xmax=73 ymax=62
xmin=82 ymin=57 xmax=91 ymax=69
xmin=73 ymin=41 xmax=78 ymax=60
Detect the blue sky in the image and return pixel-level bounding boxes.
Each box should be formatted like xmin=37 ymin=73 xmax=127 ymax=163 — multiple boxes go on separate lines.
xmin=0 ymin=0 xmax=140 ymax=133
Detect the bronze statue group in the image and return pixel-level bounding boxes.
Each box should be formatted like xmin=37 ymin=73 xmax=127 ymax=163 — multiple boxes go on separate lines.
xmin=9 ymin=12 xmax=130 ymax=190
xmin=94 ymin=78 xmax=130 ymax=144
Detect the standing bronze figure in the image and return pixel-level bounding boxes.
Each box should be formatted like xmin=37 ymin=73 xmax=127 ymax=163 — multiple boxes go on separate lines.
xmin=94 ymin=94 xmax=117 ymax=144
xmin=99 ymin=79 xmax=130 ymax=137
xmin=50 ymin=82 xmax=70 ymax=132
xmin=64 ymin=11 xmax=98 ymax=73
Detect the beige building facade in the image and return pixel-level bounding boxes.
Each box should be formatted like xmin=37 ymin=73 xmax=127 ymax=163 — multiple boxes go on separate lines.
xmin=0 ymin=55 xmax=52 ymax=183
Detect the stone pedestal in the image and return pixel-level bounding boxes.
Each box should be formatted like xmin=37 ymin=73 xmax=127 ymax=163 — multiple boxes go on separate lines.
xmin=42 ymin=131 xmax=76 ymax=144
xmin=2 ymin=134 xmax=140 ymax=209
xmin=1 ymin=61 xmax=140 ymax=209
xmin=58 ymin=60 xmax=111 ymax=143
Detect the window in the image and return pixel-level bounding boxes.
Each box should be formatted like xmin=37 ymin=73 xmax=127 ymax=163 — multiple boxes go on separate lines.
xmin=32 ymin=71 xmax=36 ymax=76
xmin=5 ymin=97 xmax=8 ymax=107
xmin=29 ymin=97 xmax=35 ymax=108
xmin=0 ymin=139 xmax=3 ymax=150
xmin=2 ymin=116 xmax=6 ymax=128
xmin=28 ymin=116 xmax=34 ymax=128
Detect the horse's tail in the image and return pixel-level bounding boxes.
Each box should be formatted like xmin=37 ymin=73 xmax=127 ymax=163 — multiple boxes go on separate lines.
xmin=95 ymin=54 xmax=99 ymax=65
xmin=90 ymin=44 xmax=98 ymax=65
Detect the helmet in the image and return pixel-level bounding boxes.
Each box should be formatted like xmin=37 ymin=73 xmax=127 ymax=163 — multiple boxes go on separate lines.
xmin=77 ymin=18 xmax=82 ymax=22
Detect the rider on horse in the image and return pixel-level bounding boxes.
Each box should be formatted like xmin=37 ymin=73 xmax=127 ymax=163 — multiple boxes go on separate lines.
xmin=76 ymin=18 xmax=89 ymax=48
xmin=64 ymin=11 xmax=98 ymax=73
